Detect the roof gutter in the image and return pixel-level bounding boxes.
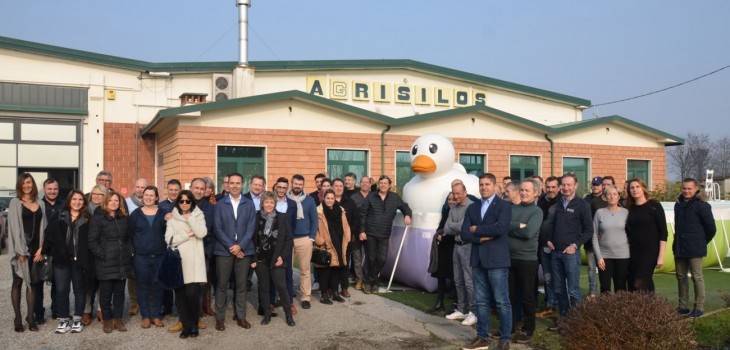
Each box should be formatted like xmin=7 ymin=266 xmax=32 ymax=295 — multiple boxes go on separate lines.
xmin=381 ymin=125 xmax=391 ymax=175
xmin=545 ymin=134 xmax=554 ymax=176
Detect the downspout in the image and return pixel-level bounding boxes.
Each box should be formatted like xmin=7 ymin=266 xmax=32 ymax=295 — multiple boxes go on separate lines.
xmin=544 ymin=134 xmax=554 ymax=176
xmin=381 ymin=125 xmax=391 ymax=175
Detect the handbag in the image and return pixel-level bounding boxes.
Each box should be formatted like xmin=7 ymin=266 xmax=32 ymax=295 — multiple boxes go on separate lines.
xmin=311 ymin=244 xmax=332 ymax=265
xmin=31 ymin=255 xmax=53 ymax=284
xmin=155 ymin=236 xmax=184 ymax=290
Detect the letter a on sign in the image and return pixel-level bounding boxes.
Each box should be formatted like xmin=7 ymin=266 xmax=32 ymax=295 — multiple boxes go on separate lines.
xmin=307 ymin=77 xmax=326 ymax=96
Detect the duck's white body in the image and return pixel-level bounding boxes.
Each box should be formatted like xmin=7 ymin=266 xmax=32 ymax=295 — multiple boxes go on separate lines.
xmin=382 ymin=134 xmax=479 ymax=292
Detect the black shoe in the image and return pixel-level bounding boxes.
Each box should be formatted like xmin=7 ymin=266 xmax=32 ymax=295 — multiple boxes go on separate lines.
xmin=161 ymin=307 xmax=173 ymax=317
xmin=426 ymin=301 xmax=444 ymax=313
xmin=301 ymin=301 xmax=311 ymax=309
xmin=285 ymin=314 xmax=295 ymax=327
xmin=257 ymin=306 xmax=265 ymax=316
xmin=189 ymin=326 xmax=199 ymax=338
xmin=180 ymin=329 xmax=190 ymax=339
xmin=514 ymin=332 xmax=533 ymax=344
xmin=332 ymin=293 xmax=345 ymax=303
xmin=34 ymin=314 xmax=45 ymax=325
xmin=261 ymin=316 xmax=271 ymax=325
xmin=320 ymin=297 xmax=333 ymax=305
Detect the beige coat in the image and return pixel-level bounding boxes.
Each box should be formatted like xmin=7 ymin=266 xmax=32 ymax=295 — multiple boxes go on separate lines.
xmin=165 ymin=207 xmax=207 ymax=284
xmin=315 ymin=205 xmax=351 ymax=267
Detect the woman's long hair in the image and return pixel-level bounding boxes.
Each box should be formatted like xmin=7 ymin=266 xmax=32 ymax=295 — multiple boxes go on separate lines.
xmin=625 ymin=178 xmax=652 ymax=209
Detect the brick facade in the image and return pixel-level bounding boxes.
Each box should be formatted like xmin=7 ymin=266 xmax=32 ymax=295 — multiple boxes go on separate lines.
xmin=103 ymin=124 xmax=668 ymax=195
xmin=103 ymin=122 xmax=155 ymax=196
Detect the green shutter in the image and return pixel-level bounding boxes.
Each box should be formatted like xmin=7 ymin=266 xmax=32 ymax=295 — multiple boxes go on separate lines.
xmin=563 ymin=157 xmax=589 ymax=197
xmin=459 ymin=154 xmax=485 ymax=176
xmin=327 ymin=150 xmax=368 ymax=180
xmin=395 ymin=151 xmax=415 ymax=195
xmin=510 ymin=155 xmax=539 ymax=180
xmin=627 ymin=160 xmax=650 ymax=184
xmin=217 ymin=146 xmax=265 ymax=193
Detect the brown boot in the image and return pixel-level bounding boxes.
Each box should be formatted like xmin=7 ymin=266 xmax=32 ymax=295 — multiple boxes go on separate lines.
xmin=103 ymin=320 xmax=113 ymax=333
xmin=113 ymin=319 xmax=127 ymax=332
xmin=290 ymin=304 xmax=298 ymax=316
xmin=202 ymin=284 xmax=215 ymax=316
xmin=341 ymin=288 xmax=351 ymax=298
xmin=81 ymin=313 xmax=92 ymax=326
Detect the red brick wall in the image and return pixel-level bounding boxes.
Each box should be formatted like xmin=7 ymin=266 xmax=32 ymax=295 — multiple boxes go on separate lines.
xmin=145 ymin=126 xmax=668 ymax=193
xmin=103 ymin=122 xmax=155 ymax=197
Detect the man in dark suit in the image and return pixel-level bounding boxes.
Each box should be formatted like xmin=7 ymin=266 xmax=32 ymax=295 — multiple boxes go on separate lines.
xmin=273 ymin=177 xmax=298 ymax=315
xmin=460 ymin=173 xmax=512 ymax=350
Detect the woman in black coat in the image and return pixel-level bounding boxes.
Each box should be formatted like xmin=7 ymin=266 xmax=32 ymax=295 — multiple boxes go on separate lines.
xmin=42 ymin=190 xmax=92 ymax=334
xmin=88 ymin=192 xmax=133 ymax=333
xmin=252 ymin=191 xmax=295 ymax=327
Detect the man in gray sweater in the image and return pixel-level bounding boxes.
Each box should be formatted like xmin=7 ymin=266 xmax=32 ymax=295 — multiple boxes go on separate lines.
xmin=507 ymin=179 xmax=543 ymax=344
xmin=445 ymin=182 xmax=476 ymax=326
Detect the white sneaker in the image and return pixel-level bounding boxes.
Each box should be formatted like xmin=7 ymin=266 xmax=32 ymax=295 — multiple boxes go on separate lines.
xmin=312 ymin=282 xmax=320 ymax=291
xmin=70 ymin=320 xmax=83 ymax=333
xmin=445 ymin=310 xmax=466 ymax=320
xmin=55 ymin=319 xmax=71 ymax=334
xmin=461 ymin=312 xmax=478 ymax=326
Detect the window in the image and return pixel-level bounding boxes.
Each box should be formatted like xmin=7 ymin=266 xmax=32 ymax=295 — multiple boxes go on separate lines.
xmin=217 ymin=146 xmax=265 ymax=193
xmin=510 ymin=155 xmax=539 ymax=180
xmin=627 ymin=159 xmax=650 ymax=185
xmin=395 ymin=151 xmax=415 ymax=195
xmin=327 ymin=149 xmax=368 ymax=180
xmin=563 ymin=157 xmax=589 ymax=197
xmin=459 ymin=153 xmax=486 ymax=176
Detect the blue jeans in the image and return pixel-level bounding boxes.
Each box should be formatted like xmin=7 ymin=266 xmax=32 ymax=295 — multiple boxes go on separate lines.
xmin=586 ymin=249 xmax=598 ymax=295
xmin=133 ymin=254 xmax=164 ymax=319
xmin=53 ymin=263 xmax=86 ymax=319
xmin=551 ymin=250 xmax=582 ymax=317
xmin=540 ymin=248 xmax=556 ymax=308
xmin=472 ymin=265 xmax=512 ymax=341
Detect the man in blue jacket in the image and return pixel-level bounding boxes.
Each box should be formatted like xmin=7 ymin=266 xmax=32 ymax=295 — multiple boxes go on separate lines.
xmin=461 ymin=173 xmax=512 ymax=350
xmin=674 ymin=178 xmax=716 ymax=318
xmin=286 ymin=174 xmax=318 ymax=310
xmin=213 ymin=172 xmax=256 ymax=331
xmin=545 ymin=173 xmax=593 ymax=324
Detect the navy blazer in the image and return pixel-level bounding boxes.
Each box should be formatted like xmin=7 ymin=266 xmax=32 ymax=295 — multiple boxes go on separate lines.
xmin=213 ymin=194 xmax=256 ymax=257
xmin=460 ymin=196 xmax=512 ymax=269
xmin=277 ymin=197 xmax=298 ymax=234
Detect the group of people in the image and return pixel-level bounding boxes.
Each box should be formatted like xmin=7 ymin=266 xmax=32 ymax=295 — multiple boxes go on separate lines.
xmin=426 ymin=173 xmax=716 ymax=350
xmin=6 ymin=169 xmax=415 ymax=339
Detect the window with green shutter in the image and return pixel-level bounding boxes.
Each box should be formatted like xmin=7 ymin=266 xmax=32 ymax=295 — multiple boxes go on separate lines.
xmin=395 ymin=151 xmax=415 ymax=195
xmin=459 ymin=153 xmax=486 ymax=176
xmin=327 ymin=149 xmax=368 ymax=180
xmin=627 ymin=159 xmax=650 ymax=185
xmin=510 ymin=155 xmax=540 ymax=180
xmin=217 ymin=146 xmax=265 ymax=193
xmin=563 ymin=157 xmax=589 ymax=197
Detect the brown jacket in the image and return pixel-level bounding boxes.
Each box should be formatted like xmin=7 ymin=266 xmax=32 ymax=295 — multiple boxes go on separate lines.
xmin=314 ymin=205 xmax=351 ymax=267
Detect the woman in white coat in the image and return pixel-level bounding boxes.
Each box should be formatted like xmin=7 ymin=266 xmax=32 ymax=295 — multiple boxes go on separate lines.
xmin=165 ymin=190 xmax=207 ymax=338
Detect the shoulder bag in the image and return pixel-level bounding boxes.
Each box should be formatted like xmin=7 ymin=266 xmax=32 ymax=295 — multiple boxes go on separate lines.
xmin=155 ymin=235 xmax=184 ymax=290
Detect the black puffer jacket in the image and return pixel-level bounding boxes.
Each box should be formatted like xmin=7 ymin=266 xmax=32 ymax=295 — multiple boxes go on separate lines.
xmin=42 ymin=211 xmax=91 ymax=272
xmin=674 ymin=194 xmax=716 ymax=258
xmin=88 ymin=211 xmax=133 ymax=280
xmin=359 ymin=191 xmax=412 ymax=239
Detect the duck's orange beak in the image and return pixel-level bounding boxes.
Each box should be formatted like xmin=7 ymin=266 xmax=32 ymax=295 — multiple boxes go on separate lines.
xmin=411 ymin=155 xmax=437 ymax=174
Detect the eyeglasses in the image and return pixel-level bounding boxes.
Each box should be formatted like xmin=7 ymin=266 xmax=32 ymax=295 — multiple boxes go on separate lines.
xmin=92 ymin=193 xmax=104 ymax=196
xmin=179 ymin=200 xmax=192 ymax=204
xmin=97 ymin=178 xmax=111 ymax=183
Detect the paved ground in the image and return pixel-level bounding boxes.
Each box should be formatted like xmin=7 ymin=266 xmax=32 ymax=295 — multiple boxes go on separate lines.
xmin=0 ymin=246 xmax=532 ymax=349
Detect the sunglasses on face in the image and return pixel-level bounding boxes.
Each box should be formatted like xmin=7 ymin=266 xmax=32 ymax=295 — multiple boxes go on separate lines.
xmin=179 ymin=200 xmax=192 ymax=204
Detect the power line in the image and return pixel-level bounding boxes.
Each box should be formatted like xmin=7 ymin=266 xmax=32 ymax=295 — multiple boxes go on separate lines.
xmin=590 ymin=64 xmax=730 ymax=107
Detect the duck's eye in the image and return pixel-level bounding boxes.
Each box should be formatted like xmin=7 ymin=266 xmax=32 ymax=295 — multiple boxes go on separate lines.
xmin=429 ymin=143 xmax=438 ymax=154
xmin=411 ymin=145 xmax=418 ymax=155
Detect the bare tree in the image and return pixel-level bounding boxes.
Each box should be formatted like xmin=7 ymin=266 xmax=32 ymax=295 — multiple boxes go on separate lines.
xmin=668 ymin=132 xmax=712 ymax=181
xmin=711 ymin=136 xmax=730 ymax=179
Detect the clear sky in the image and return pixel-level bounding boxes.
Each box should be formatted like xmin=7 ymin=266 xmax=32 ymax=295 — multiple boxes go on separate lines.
xmin=1 ymin=0 xmax=728 ymax=139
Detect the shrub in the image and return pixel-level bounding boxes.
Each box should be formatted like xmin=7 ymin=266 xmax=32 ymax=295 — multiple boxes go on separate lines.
xmin=559 ymin=291 xmax=695 ymax=350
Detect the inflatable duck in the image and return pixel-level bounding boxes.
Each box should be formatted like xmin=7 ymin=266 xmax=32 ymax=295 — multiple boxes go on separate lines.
xmin=381 ymin=134 xmax=479 ymax=292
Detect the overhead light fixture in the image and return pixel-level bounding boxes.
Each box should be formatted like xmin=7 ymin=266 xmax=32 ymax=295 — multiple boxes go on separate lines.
xmin=147 ymin=71 xmax=171 ymax=77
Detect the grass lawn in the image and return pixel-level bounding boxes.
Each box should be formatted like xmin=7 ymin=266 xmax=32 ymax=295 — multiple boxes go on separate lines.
xmin=379 ymin=257 xmax=730 ymax=349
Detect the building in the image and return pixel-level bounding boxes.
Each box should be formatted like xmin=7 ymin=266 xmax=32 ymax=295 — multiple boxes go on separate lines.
xmin=0 ymin=34 xmax=682 ymax=198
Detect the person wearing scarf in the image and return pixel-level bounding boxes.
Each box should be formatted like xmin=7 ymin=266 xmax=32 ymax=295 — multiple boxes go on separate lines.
xmin=42 ymin=190 xmax=92 ymax=334
xmin=252 ymin=192 xmax=295 ymax=326
xmin=314 ymin=190 xmax=351 ymax=304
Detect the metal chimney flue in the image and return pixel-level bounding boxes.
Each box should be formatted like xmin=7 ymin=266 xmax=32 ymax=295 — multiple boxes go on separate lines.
xmin=236 ymin=0 xmax=251 ymax=66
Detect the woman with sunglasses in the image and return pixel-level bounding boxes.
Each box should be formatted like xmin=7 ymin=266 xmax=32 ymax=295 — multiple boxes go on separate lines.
xmin=165 ymin=190 xmax=207 ymax=338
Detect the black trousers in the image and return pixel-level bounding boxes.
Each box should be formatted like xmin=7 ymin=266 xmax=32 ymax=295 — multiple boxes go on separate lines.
xmin=316 ymin=267 xmax=341 ymax=296
xmin=98 ymin=279 xmax=126 ymax=320
xmin=175 ymin=283 xmax=201 ymax=330
xmin=255 ymin=262 xmax=290 ymax=313
xmin=509 ymin=259 xmax=538 ymax=334
xmin=599 ymin=258 xmax=629 ymax=293
xmin=365 ymin=236 xmax=389 ymax=284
